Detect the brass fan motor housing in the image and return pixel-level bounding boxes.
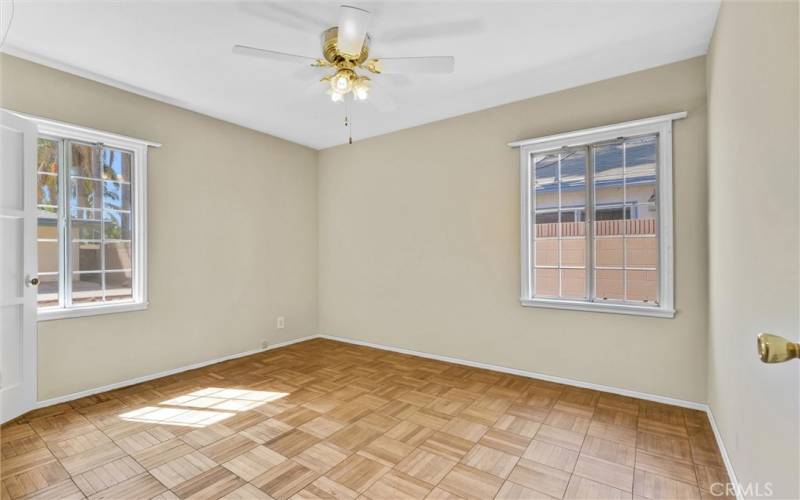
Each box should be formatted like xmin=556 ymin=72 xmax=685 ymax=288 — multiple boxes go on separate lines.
xmin=321 ymin=27 xmax=371 ymax=67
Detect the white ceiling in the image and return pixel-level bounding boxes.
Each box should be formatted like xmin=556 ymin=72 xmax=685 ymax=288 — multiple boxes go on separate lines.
xmin=3 ymin=1 xmax=720 ymax=149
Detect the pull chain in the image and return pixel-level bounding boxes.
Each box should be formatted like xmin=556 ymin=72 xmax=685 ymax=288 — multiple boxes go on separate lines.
xmin=344 ymin=99 xmax=353 ymax=144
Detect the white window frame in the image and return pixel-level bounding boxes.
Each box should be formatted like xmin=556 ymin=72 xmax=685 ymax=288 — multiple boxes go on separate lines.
xmin=509 ymin=112 xmax=685 ymax=318
xmin=10 ymin=111 xmax=160 ymax=321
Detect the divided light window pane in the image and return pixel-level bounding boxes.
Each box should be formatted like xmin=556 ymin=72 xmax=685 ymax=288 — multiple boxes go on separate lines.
xmin=36 ymin=138 xmax=60 ymax=307
xmin=530 ymin=133 xmax=659 ymax=307
xmin=532 ymin=149 xmax=587 ymax=300
xmin=36 ymin=138 xmax=136 ymax=309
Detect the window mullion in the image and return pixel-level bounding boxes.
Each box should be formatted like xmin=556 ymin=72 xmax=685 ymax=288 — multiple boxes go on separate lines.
xmin=98 ymin=144 xmax=106 ymax=302
xmin=586 ymin=145 xmax=594 ymax=302
xmin=556 ymin=153 xmax=562 ymax=298
xmin=622 ymin=141 xmax=628 ymax=302
xmin=63 ymin=140 xmax=73 ymax=308
xmin=57 ymin=139 xmax=67 ymax=309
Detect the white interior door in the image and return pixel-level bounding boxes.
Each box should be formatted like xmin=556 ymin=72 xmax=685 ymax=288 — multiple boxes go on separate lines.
xmin=1 ymin=110 xmax=38 ymax=423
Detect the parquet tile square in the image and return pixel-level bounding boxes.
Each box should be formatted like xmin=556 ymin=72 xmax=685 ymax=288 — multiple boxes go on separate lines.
xmin=222 ymin=445 xmax=286 ymax=482
xmin=545 ymin=410 xmax=591 ymax=434
xmin=114 ymin=427 xmax=174 ymax=454
xmin=461 ymin=444 xmax=518 ymax=479
xmin=72 ymin=456 xmax=145 ymax=496
xmin=419 ymin=431 xmax=474 ymax=461
xmin=636 ymin=431 xmax=693 ymax=464
xmin=87 ymin=473 xmax=166 ymax=500
xmin=2 ymin=459 xmax=70 ymax=498
xmin=181 ymin=425 xmax=235 ymax=449
xmin=564 ymin=476 xmax=631 ymax=500
xmin=1 ymin=447 xmax=58 ymax=480
xmin=273 ymin=408 xmax=321 ymax=428
xmin=326 ymin=424 xmax=380 ymax=453
xmin=441 ymin=418 xmax=488 ymax=442
xmin=254 ymin=459 xmax=318 ymax=499
xmin=363 ymin=470 xmax=431 ymax=499
xmin=395 ymin=448 xmax=457 ymax=486
xmin=385 ymin=421 xmax=434 ymax=447
xmin=495 ymin=480 xmax=554 ymax=499
xmin=16 ymin=478 xmax=84 ymax=500
xmin=478 ymin=429 xmax=530 ymax=456
xmin=47 ymin=430 xmax=111 ymax=460
xmin=427 ymin=486 xmax=465 ymax=500
xmin=587 ymin=421 xmax=637 ymax=447
xmin=508 ymin=458 xmax=571 ymax=498
xmin=220 ymin=483 xmax=273 ymax=500
xmin=535 ymin=424 xmax=586 ymax=452
xmin=199 ymin=434 xmax=259 ymax=463
xmin=357 ymin=413 xmax=399 ymax=433
xmin=298 ymin=416 xmax=345 ymax=439
xmin=592 ymin=407 xmax=638 ymax=430
xmin=131 ymin=439 xmax=196 ymax=470
xmin=493 ymin=415 xmax=541 ymax=438
xmin=573 ymin=455 xmax=634 ymax=492
xmin=149 ymin=450 xmax=217 ymax=488
xmin=60 ymin=442 xmax=127 ymax=476
xmin=241 ymin=419 xmax=293 ymax=444
xmin=639 ymin=418 xmax=689 ymax=438
xmin=694 ymin=464 xmax=731 ymax=496
xmin=294 ymin=442 xmax=350 ymax=474
xmin=1 ymin=425 xmax=47 ymax=460
xmin=633 ymin=469 xmax=702 ymax=499
xmin=1 ymin=339 xmax=728 ymax=500
xmin=635 ymin=450 xmax=697 ymax=485
xmin=359 ymin=435 xmax=414 ymax=466
xmin=171 ymin=465 xmax=245 ymax=499
xmin=580 ymin=436 xmax=636 ymax=468
xmin=522 ymin=439 xmax=579 ymax=473
xmin=438 ymin=464 xmax=504 ymax=499
xmin=325 ymin=454 xmax=388 ymax=493
xmin=406 ymin=408 xmax=450 ymax=430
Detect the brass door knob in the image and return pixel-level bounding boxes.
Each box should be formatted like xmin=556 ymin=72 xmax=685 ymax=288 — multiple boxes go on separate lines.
xmin=757 ymin=333 xmax=800 ymax=363
xmin=26 ymin=276 xmax=40 ymax=287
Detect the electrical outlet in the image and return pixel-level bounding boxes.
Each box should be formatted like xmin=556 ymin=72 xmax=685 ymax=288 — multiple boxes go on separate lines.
xmin=276 ymin=316 xmax=285 ymax=329
xmin=261 ymin=340 xmax=269 ymax=349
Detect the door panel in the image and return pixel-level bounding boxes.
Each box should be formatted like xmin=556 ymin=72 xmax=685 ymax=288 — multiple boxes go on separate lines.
xmin=0 ymin=110 xmax=38 ymax=423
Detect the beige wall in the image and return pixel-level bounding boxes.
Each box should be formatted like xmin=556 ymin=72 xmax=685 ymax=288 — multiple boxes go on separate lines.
xmin=318 ymin=57 xmax=709 ymax=402
xmin=0 ymin=54 xmax=319 ymax=400
xmin=706 ymin=2 xmax=799 ymax=498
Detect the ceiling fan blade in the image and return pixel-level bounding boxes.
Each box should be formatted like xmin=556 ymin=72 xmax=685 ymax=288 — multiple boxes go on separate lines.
xmin=373 ymin=56 xmax=455 ymax=74
xmin=337 ymin=5 xmax=371 ymax=58
xmin=232 ymin=45 xmax=317 ymax=64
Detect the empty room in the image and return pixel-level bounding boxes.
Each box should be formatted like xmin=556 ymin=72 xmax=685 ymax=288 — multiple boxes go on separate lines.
xmin=0 ymin=1 xmax=798 ymax=499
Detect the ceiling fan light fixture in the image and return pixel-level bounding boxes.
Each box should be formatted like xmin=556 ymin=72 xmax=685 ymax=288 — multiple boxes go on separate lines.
xmin=352 ymin=77 xmax=370 ymax=101
xmin=331 ymin=68 xmax=356 ymax=93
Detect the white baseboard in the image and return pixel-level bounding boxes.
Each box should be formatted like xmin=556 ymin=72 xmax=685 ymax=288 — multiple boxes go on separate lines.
xmin=34 ymin=335 xmax=317 ymax=409
xmin=318 ymin=334 xmax=707 ymax=410
xmin=705 ymin=406 xmax=743 ymax=500
xmin=319 ymin=333 xmax=741 ymax=497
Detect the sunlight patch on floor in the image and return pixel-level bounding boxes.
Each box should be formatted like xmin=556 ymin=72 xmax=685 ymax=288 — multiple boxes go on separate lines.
xmin=118 ymin=387 xmax=288 ymax=427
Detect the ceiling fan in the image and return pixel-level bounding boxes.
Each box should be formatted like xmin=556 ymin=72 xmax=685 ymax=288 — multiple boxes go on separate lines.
xmin=232 ymin=5 xmax=455 ymax=105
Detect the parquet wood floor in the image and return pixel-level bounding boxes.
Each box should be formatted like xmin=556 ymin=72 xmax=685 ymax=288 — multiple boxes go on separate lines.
xmin=1 ymin=339 xmax=731 ymax=499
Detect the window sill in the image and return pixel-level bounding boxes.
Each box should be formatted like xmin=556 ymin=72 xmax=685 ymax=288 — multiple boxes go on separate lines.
xmin=521 ymin=298 xmax=675 ymax=318
xmin=38 ymin=301 xmax=148 ymax=321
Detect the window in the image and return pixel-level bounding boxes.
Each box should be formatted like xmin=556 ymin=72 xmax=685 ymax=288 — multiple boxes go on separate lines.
xmin=512 ymin=113 xmax=683 ymax=318
xmin=30 ymin=115 xmax=156 ymax=320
